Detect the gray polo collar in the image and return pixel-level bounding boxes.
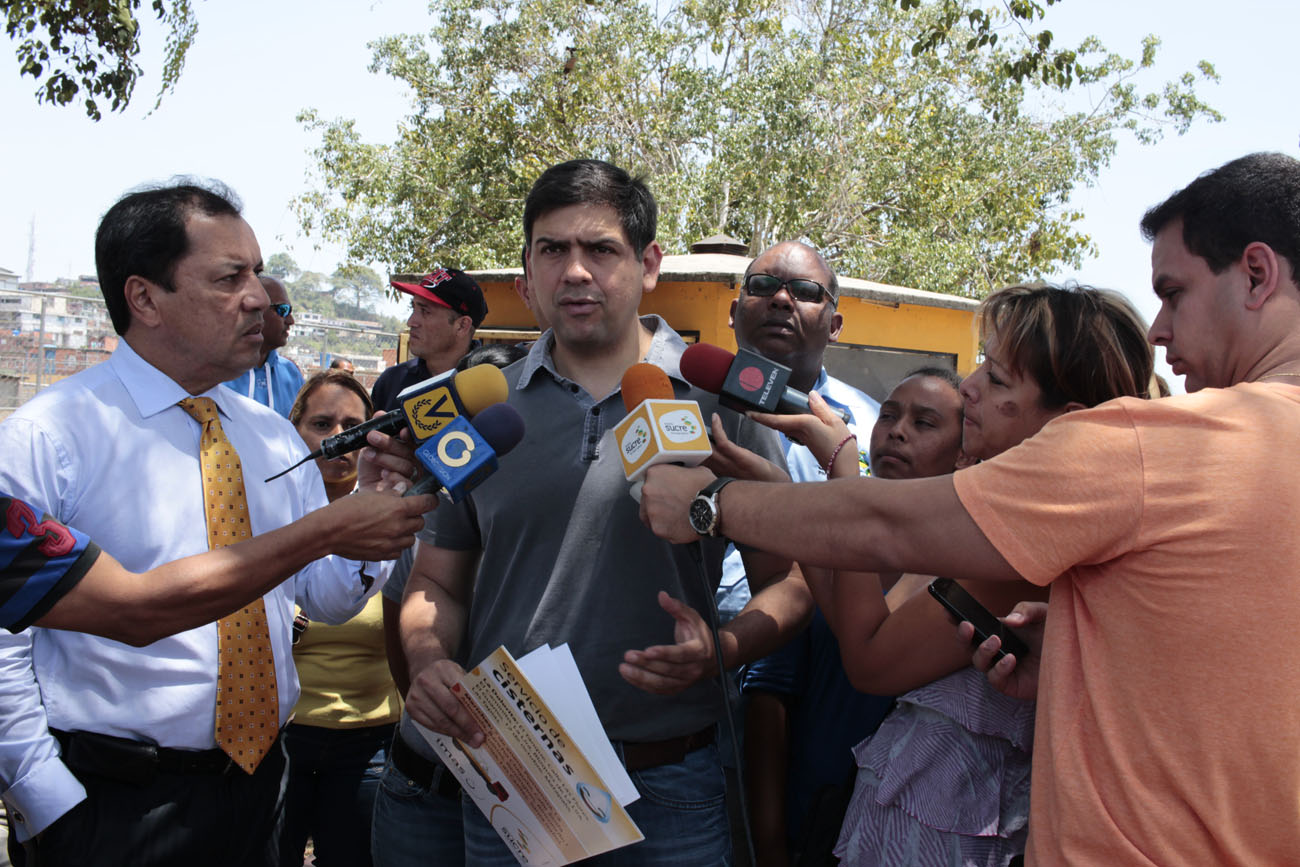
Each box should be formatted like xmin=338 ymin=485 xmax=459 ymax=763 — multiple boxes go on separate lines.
xmin=515 ymin=314 xmax=689 ymax=391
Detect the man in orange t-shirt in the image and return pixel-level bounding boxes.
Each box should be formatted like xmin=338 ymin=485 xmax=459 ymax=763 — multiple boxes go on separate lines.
xmin=639 ymin=152 xmax=1300 ymax=864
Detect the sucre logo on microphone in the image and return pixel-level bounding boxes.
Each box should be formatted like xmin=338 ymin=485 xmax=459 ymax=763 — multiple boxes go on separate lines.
xmin=657 ymin=410 xmax=701 ymax=443
xmin=621 ymin=421 xmax=651 ymax=461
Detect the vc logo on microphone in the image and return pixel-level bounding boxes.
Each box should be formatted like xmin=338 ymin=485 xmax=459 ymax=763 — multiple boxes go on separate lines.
xmin=436 ymin=430 xmax=477 ymax=467
xmin=404 ymin=386 xmax=459 ymax=440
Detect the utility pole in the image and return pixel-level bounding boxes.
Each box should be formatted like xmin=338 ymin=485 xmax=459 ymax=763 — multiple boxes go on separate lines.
xmin=26 ymin=215 xmax=36 ymax=283
xmin=34 ymin=295 xmax=47 ymax=395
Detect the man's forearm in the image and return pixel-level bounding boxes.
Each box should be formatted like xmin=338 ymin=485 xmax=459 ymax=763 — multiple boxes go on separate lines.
xmin=40 ymin=504 xmax=346 ymax=646
xmin=716 ymin=476 xmax=1017 ymax=582
xmin=400 ymin=573 xmax=470 ymax=678
xmin=0 ymin=631 xmax=86 ymax=839
xmin=720 ymin=562 xmax=812 ymax=670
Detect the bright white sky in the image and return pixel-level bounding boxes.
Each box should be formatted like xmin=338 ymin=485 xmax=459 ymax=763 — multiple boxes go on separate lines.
xmin=2 ymin=0 xmax=1296 ymax=393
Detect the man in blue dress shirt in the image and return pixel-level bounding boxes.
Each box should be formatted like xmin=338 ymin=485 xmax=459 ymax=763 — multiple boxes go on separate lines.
xmin=712 ymin=241 xmax=884 ymax=863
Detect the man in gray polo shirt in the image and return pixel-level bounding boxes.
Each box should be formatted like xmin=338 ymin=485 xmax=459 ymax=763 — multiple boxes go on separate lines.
xmin=379 ymin=159 xmax=810 ymax=865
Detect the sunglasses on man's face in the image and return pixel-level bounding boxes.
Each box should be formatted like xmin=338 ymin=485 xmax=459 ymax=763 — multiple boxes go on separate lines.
xmin=271 ymin=303 xmax=292 ymax=318
xmin=743 ymin=273 xmax=830 ymax=305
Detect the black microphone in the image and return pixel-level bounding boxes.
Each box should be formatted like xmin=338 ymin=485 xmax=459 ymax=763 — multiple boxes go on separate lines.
xmin=679 ymin=343 xmax=852 ymax=423
xmin=265 ymin=363 xmax=509 ymax=482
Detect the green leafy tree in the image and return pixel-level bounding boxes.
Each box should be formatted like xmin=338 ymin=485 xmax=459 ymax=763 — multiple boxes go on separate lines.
xmin=296 ymin=0 xmax=1219 ymax=297
xmin=2 ymin=0 xmax=198 ymax=120
xmin=265 ymin=252 xmax=300 ymax=280
xmin=291 ymin=270 xmax=328 ymax=295
xmin=899 ymin=0 xmax=1083 ymax=87
xmin=330 ymin=263 xmax=384 ymax=309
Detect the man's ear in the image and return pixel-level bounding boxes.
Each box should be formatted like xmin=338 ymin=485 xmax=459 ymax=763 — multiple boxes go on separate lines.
xmin=827 ymin=309 xmax=844 ymax=344
xmin=124 ymin=275 xmax=165 ymax=328
xmin=1242 ymin=241 xmax=1281 ymax=311
xmin=728 ymin=298 xmax=738 ymax=330
xmin=640 ymin=241 xmax=663 ymax=296
xmin=454 ymin=314 xmax=473 ymax=338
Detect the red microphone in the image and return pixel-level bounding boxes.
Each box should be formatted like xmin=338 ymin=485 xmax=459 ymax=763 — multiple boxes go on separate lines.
xmin=679 ymin=343 xmax=851 ymax=423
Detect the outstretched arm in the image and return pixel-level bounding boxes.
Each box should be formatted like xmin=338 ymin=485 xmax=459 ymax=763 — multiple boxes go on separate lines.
xmin=641 ymin=466 xmax=1017 ymax=582
xmin=30 ymin=486 xmax=435 ymax=646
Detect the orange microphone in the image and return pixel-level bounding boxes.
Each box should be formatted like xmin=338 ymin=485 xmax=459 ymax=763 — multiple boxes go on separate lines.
xmin=613 ymin=363 xmax=712 ymax=500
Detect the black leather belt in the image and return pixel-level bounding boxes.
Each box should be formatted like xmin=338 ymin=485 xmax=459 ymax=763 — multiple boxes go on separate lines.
xmin=391 ymin=731 xmax=461 ymax=799
xmin=52 ymin=728 xmax=279 ymax=785
xmin=620 ymin=726 xmax=716 ymax=772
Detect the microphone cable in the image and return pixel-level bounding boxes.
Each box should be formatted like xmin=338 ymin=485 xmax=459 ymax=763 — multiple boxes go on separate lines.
xmin=686 ymin=540 xmax=757 ymax=867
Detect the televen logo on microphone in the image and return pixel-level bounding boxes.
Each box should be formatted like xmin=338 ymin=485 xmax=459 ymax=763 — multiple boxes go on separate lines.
xmin=737 ymin=364 xmax=779 ymax=404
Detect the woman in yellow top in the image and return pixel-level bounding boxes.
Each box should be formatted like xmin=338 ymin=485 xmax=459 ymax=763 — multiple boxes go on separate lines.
xmin=281 ymin=371 xmax=403 ymax=867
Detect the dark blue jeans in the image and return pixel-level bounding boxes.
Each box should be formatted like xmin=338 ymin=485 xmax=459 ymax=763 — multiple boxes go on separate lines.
xmin=370 ymin=746 xmax=466 ymax=867
xmin=462 ymin=742 xmax=731 ymax=865
xmin=279 ymin=722 xmax=392 ymax=867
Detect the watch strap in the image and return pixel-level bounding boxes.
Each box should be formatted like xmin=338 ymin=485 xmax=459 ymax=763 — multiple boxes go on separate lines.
xmin=696 ymin=476 xmax=736 ymax=537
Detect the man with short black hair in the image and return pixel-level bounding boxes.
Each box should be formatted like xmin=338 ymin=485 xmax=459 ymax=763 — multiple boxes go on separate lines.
xmin=223 ymin=274 xmax=303 ymax=417
xmin=379 ymin=159 xmax=810 ymax=866
xmin=0 ymin=179 xmax=429 ymax=867
xmin=370 ymin=267 xmax=488 ymax=412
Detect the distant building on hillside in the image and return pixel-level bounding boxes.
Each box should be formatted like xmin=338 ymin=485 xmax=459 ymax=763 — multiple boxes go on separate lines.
xmin=0 ymin=290 xmax=111 ymax=350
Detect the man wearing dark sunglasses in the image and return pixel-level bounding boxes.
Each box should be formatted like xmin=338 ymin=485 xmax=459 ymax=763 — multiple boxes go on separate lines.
xmin=717 ymin=241 xmax=882 ymax=860
xmin=719 ymin=243 xmax=880 ymax=611
xmin=223 ymin=273 xmax=304 ymax=417
xmin=718 ymin=242 xmax=880 ymax=612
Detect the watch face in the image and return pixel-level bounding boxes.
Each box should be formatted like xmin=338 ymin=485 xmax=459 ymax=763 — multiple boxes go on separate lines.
xmin=689 ymin=497 xmax=715 ymax=535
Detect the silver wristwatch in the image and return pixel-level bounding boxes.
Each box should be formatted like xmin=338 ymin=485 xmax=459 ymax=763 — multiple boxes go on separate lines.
xmin=688 ymin=477 xmax=736 ymax=538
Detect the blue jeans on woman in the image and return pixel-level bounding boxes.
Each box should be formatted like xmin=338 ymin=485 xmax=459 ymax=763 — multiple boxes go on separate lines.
xmin=279 ymin=722 xmax=393 ymax=867
xmin=462 ymin=742 xmax=732 ymax=866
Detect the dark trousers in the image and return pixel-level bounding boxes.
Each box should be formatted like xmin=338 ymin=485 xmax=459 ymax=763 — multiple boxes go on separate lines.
xmin=278 ymin=722 xmax=392 ymax=867
xmin=8 ymin=735 xmax=288 ymax=867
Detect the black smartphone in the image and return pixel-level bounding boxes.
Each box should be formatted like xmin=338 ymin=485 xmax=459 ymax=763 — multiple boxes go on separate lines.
xmin=927 ymin=577 xmax=1030 ymax=661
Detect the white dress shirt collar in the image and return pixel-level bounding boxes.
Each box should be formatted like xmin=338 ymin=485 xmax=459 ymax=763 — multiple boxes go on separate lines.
xmin=111 ymin=340 xmax=241 ymax=421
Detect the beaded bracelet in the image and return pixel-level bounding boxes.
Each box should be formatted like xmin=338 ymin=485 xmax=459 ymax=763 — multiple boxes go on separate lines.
xmin=825 ymin=433 xmax=857 ymax=476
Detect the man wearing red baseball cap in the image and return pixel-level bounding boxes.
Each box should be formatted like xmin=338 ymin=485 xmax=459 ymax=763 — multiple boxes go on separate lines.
xmin=371 ymin=267 xmax=488 ymax=413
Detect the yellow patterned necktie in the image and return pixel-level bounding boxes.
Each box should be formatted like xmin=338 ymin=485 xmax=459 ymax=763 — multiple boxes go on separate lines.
xmin=178 ymin=396 xmax=279 ymax=774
